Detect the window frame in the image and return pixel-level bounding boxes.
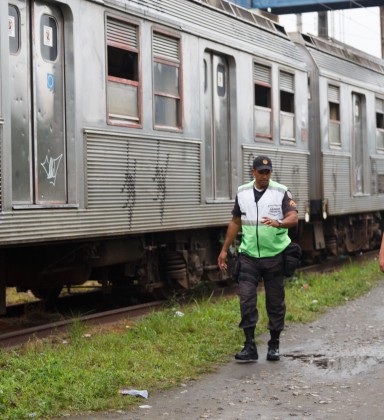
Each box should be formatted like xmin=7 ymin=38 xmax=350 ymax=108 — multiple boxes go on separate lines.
xmin=8 ymin=4 xmax=21 ymax=55
xmin=376 ymin=97 xmax=384 ymax=152
xmin=328 ymin=84 xmax=341 ymax=147
xmin=105 ymin=14 xmax=142 ymax=128
xmin=152 ymin=28 xmax=183 ymax=131
xmin=253 ymin=62 xmax=273 ymax=141
xmin=279 ymin=70 xmax=296 ymax=143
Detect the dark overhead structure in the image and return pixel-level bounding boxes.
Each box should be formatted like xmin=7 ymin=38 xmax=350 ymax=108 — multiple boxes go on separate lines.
xmin=231 ymin=1 xmax=383 ymax=14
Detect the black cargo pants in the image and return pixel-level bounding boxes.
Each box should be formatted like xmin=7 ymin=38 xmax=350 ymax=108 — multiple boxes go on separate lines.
xmin=237 ymin=252 xmax=285 ymax=332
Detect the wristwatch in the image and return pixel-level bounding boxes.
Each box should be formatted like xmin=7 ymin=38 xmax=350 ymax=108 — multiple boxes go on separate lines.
xmin=277 ymin=219 xmax=283 ymax=228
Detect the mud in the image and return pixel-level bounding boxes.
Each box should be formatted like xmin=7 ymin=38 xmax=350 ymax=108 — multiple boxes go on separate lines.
xmin=60 ymin=281 xmax=384 ymax=420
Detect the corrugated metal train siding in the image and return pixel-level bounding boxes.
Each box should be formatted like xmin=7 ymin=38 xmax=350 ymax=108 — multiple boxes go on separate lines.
xmin=0 ymin=132 xmax=236 ymax=245
xmin=323 ymin=153 xmax=384 ymax=215
xmin=85 ymin=130 xmax=233 ymax=229
xmin=242 ymin=146 xmax=309 ymax=218
xmin=108 ymin=0 xmax=303 ymax=64
xmin=372 ymin=157 xmax=384 ymax=178
xmin=85 ymin=131 xmax=234 ymax=231
xmin=371 ymin=157 xmax=384 ymax=195
xmin=86 ymin=132 xmax=202 ymax=228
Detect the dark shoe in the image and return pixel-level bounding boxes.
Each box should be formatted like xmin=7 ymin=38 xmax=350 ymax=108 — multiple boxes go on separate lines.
xmin=235 ymin=342 xmax=258 ymax=362
xmin=266 ymin=340 xmax=280 ymax=361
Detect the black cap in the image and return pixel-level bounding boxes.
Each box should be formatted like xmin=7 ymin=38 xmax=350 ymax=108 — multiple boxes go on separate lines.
xmin=253 ymin=155 xmax=272 ymax=171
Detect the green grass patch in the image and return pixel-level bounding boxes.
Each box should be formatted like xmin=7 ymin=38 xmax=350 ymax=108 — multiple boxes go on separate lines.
xmin=0 ymin=258 xmax=382 ymax=419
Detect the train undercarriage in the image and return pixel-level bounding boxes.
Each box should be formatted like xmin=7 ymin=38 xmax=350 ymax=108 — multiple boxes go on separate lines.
xmin=298 ymin=211 xmax=383 ymax=262
xmin=0 ymin=227 xmax=232 ymax=314
xmin=1 ymin=212 xmax=382 ymax=314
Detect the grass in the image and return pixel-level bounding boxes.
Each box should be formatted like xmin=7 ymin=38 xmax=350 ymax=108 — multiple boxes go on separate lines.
xmin=0 ymin=258 xmax=382 ymax=419
xmin=6 ymin=288 xmax=37 ymax=305
xmin=6 ymin=282 xmax=101 ymax=306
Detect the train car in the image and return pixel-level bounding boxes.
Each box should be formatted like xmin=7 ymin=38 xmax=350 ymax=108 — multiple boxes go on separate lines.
xmin=0 ymin=0 xmax=310 ymax=312
xmin=292 ymin=33 xmax=384 ymax=259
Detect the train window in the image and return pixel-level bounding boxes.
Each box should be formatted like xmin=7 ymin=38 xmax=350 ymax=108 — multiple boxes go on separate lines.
xmin=40 ymin=15 xmax=58 ymax=62
xmin=254 ymin=63 xmax=272 ymax=139
xmin=328 ymin=85 xmax=341 ymax=146
xmin=255 ymin=85 xmax=271 ymax=108
xmin=8 ymin=5 xmax=20 ymax=54
xmin=279 ymin=71 xmax=295 ymax=142
xmin=153 ymin=32 xmax=181 ymax=129
xmin=217 ymin=64 xmax=226 ymax=97
xmin=108 ymin=47 xmax=138 ymax=80
xmin=376 ymin=98 xmax=384 ymax=150
xmin=204 ymin=59 xmax=207 ymax=92
xmin=280 ymin=91 xmax=294 ymax=112
xmin=352 ymin=93 xmax=366 ymax=194
xmin=106 ymin=17 xmax=140 ymax=126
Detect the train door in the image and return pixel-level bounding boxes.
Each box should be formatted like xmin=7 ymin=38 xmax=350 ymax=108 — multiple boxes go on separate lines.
xmin=351 ymin=93 xmax=366 ymax=195
xmin=9 ymin=1 xmax=66 ymax=205
xmin=204 ymin=52 xmax=231 ymax=200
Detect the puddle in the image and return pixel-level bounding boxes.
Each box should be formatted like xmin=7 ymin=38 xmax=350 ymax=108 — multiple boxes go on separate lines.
xmin=284 ymin=351 xmax=384 ymax=378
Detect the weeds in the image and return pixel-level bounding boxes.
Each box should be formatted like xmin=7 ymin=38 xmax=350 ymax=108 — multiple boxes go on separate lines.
xmin=0 ymin=258 xmax=382 ymax=419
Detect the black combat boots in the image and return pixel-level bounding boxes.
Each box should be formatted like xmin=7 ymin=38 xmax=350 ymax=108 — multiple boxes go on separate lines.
xmin=235 ymin=327 xmax=258 ymax=362
xmin=266 ymin=330 xmax=280 ymax=361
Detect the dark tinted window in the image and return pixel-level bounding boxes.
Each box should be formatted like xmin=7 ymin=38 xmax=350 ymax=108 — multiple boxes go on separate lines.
xmin=108 ymin=46 xmax=138 ymax=81
xmin=255 ymin=85 xmax=271 ymax=108
xmin=377 ymin=112 xmax=384 ymax=129
xmin=280 ymin=91 xmax=294 ymax=113
xmin=329 ymin=102 xmax=340 ymax=121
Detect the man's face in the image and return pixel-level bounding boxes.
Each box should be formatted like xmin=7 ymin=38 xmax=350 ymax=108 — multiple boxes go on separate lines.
xmin=252 ymin=168 xmax=272 ymax=189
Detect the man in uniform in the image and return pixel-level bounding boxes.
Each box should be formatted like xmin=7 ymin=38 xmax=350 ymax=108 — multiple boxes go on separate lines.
xmin=218 ymin=155 xmax=298 ymax=362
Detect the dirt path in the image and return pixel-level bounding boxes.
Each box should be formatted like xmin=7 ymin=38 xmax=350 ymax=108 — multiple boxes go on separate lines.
xmin=63 ymin=280 xmax=384 ymax=420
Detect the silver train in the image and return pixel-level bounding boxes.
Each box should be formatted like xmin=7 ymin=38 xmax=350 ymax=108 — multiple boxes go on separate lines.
xmin=1 ymin=0 xmax=383 ymax=312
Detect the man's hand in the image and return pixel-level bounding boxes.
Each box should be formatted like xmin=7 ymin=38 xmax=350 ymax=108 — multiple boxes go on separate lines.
xmin=217 ymin=216 xmax=241 ymax=272
xmin=218 ymin=250 xmax=228 ymax=272
xmin=261 ymin=217 xmax=278 ymax=227
xmin=380 ymin=255 xmax=384 ymax=273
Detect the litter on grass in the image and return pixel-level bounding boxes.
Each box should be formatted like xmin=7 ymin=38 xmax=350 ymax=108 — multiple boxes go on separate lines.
xmin=119 ymin=389 xmax=148 ymax=399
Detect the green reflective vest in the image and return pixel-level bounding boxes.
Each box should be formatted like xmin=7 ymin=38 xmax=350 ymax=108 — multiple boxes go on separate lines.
xmin=238 ymin=179 xmax=291 ymax=258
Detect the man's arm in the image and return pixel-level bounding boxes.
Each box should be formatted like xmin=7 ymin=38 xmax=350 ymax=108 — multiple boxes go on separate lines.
xmin=218 ymin=216 xmax=242 ymax=271
xmin=279 ymin=209 xmax=298 ymax=229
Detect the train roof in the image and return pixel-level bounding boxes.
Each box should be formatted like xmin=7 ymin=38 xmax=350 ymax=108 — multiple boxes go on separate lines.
xmin=290 ymin=32 xmax=384 ymax=87
xmin=104 ymin=0 xmax=306 ymax=68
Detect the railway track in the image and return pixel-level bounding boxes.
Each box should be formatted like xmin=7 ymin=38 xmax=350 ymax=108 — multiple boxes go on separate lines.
xmin=0 ymin=300 xmax=166 ymax=349
xmin=297 ymin=250 xmax=378 ymax=274
xmin=0 ymin=250 xmax=378 ymax=349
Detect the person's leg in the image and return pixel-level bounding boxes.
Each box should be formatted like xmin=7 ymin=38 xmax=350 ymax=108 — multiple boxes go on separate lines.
xmin=262 ymin=254 xmax=285 ymax=361
xmin=235 ymin=257 xmax=261 ymax=362
xmin=238 ymin=279 xmax=259 ymax=330
xmin=236 ymin=280 xmax=259 ymax=361
xmin=266 ymin=330 xmax=281 ymax=361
